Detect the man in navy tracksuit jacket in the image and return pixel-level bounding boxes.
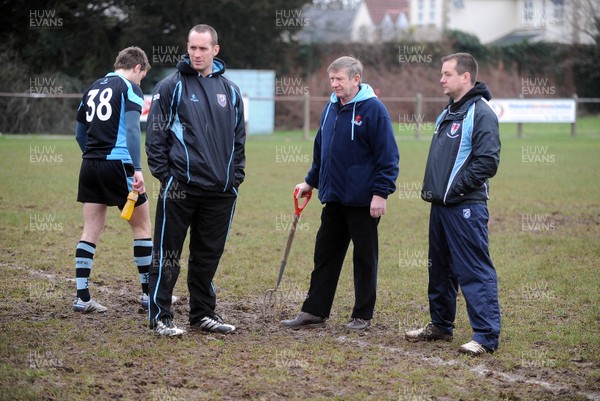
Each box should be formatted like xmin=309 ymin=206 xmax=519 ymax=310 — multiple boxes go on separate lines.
xmin=281 ymin=56 xmax=399 ymax=330
xmin=146 ymin=25 xmax=245 ymax=336
xmin=405 ymin=53 xmax=501 ymax=355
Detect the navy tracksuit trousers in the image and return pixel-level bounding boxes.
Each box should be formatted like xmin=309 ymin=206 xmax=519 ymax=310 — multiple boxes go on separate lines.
xmin=428 ymin=203 xmax=501 ymax=350
xmin=148 ymin=177 xmax=237 ymax=326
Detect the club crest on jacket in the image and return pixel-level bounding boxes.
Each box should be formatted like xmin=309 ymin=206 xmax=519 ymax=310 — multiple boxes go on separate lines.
xmin=217 ymin=94 xmax=227 ymax=108
xmin=447 ymin=122 xmax=461 ymax=138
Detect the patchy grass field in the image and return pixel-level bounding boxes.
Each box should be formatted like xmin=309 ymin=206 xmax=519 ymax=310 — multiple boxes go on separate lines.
xmin=0 ymin=118 xmax=599 ymax=400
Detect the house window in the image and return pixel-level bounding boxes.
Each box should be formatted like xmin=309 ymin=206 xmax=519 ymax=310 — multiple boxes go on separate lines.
xmin=430 ymin=0 xmax=436 ymax=22
xmin=417 ymin=0 xmax=424 ymax=24
xmin=552 ymin=0 xmax=564 ymax=20
xmin=523 ymin=0 xmax=534 ymax=22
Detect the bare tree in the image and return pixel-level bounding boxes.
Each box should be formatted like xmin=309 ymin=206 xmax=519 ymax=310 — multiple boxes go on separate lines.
xmin=569 ymin=0 xmax=599 ymax=44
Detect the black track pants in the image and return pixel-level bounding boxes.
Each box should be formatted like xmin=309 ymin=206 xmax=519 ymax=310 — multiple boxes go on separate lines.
xmin=148 ymin=177 xmax=237 ymax=325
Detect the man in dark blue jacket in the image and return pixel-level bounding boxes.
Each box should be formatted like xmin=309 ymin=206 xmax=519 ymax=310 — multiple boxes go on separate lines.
xmin=281 ymin=56 xmax=399 ymax=331
xmin=405 ymin=53 xmax=501 ymax=356
xmin=146 ymin=24 xmax=245 ymax=336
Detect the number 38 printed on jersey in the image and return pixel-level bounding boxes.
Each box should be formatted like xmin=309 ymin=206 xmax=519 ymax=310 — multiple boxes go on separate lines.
xmin=85 ymin=88 xmax=113 ymax=122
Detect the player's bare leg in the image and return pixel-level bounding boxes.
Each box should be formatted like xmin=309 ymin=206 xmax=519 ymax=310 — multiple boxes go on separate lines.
xmin=128 ymin=200 xmax=151 ymax=239
xmin=81 ymin=203 xmax=108 ymax=244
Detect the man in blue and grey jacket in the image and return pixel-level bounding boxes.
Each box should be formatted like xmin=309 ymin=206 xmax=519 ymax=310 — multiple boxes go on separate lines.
xmin=146 ymin=24 xmax=245 ymax=336
xmin=281 ymin=56 xmax=399 ymax=331
xmin=405 ymin=52 xmax=501 ymax=356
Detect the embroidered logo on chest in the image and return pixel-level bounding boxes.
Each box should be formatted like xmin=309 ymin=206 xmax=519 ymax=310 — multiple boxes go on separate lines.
xmin=217 ymin=94 xmax=227 ymax=108
xmin=446 ymin=122 xmax=461 ymax=138
xmin=352 ymin=115 xmax=363 ymax=126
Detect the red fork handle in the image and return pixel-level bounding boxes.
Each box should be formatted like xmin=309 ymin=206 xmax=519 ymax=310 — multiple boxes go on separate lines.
xmin=294 ymin=187 xmax=312 ymax=216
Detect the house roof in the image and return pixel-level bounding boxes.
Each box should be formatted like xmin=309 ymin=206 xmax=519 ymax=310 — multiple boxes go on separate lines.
xmin=294 ymin=6 xmax=358 ymax=43
xmin=364 ymin=0 xmax=409 ymax=24
xmin=488 ymin=28 xmax=543 ymax=46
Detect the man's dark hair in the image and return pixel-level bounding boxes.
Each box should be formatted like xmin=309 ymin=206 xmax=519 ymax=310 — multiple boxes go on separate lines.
xmin=442 ymin=52 xmax=478 ymax=85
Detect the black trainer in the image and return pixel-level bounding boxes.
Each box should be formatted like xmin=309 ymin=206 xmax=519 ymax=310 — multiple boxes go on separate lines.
xmin=191 ymin=314 xmax=236 ymax=334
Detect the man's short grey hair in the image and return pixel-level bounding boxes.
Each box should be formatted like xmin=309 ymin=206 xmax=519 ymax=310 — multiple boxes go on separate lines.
xmin=188 ymin=24 xmax=219 ymax=46
xmin=327 ymin=56 xmax=363 ymax=81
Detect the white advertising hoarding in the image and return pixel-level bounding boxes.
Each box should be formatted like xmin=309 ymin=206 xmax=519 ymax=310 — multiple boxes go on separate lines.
xmin=489 ymin=99 xmax=576 ymax=123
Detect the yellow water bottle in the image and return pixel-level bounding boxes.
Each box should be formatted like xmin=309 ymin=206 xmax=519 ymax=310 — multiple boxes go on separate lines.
xmin=120 ymin=190 xmax=139 ymax=220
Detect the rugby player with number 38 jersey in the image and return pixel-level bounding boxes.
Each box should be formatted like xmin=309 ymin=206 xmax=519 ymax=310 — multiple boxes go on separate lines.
xmin=73 ymin=47 xmax=152 ymax=313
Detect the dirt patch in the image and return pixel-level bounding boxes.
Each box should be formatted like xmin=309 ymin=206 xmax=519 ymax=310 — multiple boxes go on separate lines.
xmin=1 ymin=263 xmax=599 ymax=401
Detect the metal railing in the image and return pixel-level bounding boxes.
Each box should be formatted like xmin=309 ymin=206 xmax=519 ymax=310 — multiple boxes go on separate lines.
xmin=260 ymin=93 xmax=600 ymax=139
xmin=0 ymin=92 xmax=598 ymax=137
